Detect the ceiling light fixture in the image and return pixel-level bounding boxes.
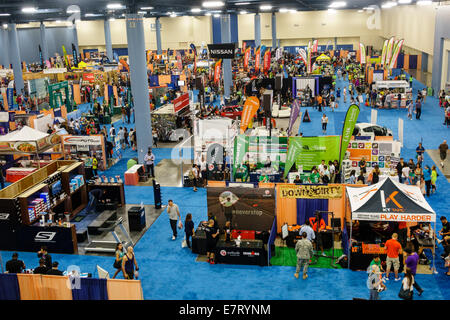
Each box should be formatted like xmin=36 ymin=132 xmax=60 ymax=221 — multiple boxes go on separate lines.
xmin=357 ymin=9 xmax=364 ymax=12
xmin=260 ymin=5 xmax=272 ymax=10
xmin=363 ymin=6 xmax=375 ymax=10
xmin=109 ymin=17 xmax=116 ymax=21
xmin=279 ymin=8 xmax=289 ymax=13
xmin=398 ymin=0 xmax=412 ymax=3
xmin=191 ymin=8 xmax=202 ymax=13
xmin=239 ymin=10 xmax=248 ymax=14
xmin=67 ymin=7 xmax=80 ymax=13
xmin=202 ymin=1 xmax=224 ymax=8
xmin=0 ymin=13 xmax=11 ymax=16
xmin=328 ymin=1 xmax=347 ymax=8
xmin=417 ymin=0 xmax=432 ymax=5
xmin=170 ymin=13 xmax=177 ymax=18
xmin=381 ymin=1 xmax=398 ymax=9
xmin=140 ymin=7 xmax=154 ymax=10
xmin=107 ymin=3 xmax=125 ymax=10
xmin=235 ymin=2 xmax=251 ymax=5
xmin=138 ymin=11 xmax=146 ymax=14
xmin=22 ymin=7 xmax=37 ymax=13
xmin=328 ymin=8 xmax=337 ymax=13
xmin=3 ymin=23 xmax=8 ymax=29
xmin=213 ymin=13 xmax=220 ymax=17
xmin=205 ymin=12 xmax=212 ymax=16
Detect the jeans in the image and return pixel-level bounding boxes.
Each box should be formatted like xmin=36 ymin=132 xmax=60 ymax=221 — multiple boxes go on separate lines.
xmin=170 ymin=219 xmax=178 ymax=237
xmin=185 ymin=232 xmax=192 ymax=248
xmin=416 ymin=108 xmax=421 ymax=119
xmin=295 ymin=258 xmax=309 ymax=275
xmin=86 ymin=193 xmax=98 ymax=213
xmin=369 ymin=289 xmax=379 ymax=300
xmin=398 ymin=174 xmax=403 ymax=184
xmin=413 ymin=278 xmax=423 ymax=293
xmin=425 ymin=180 xmax=431 ymax=197
xmin=146 ymin=164 xmax=154 ymax=177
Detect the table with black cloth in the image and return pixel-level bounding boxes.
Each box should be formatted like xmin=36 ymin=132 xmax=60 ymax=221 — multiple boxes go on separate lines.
xmin=215 ymin=239 xmax=266 ymax=266
xmin=191 ymin=223 xmax=207 ymax=255
xmin=350 ymin=249 xmax=404 ymax=272
xmin=249 ymin=172 xmax=281 ymax=183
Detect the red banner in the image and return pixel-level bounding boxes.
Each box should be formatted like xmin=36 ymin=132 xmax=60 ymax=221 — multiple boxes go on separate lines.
xmin=82 ymin=73 xmax=95 ymax=83
xmin=255 ymin=48 xmax=261 ymax=73
xmin=173 ymin=93 xmax=190 ymax=113
xmin=263 ymin=50 xmax=271 ymax=72
xmin=214 ymin=60 xmax=222 ymax=84
xmin=240 ymin=96 xmax=260 ymax=134
xmin=244 ymin=48 xmax=250 ymax=70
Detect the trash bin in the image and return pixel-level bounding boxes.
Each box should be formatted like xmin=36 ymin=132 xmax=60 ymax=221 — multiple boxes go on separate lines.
xmin=128 ymin=206 xmax=146 ymax=232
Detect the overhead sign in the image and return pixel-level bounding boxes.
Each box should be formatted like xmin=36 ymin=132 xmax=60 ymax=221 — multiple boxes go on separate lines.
xmin=43 ymin=68 xmax=68 ymax=74
xmin=279 ymin=185 xmax=343 ymax=199
xmin=63 ymin=135 xmax=103 ymax=146
xmin=353 ymin=212 xmax=434 ymax=223
xmin=208 ymin=43 xmax=236 ymax=59
xmin=82 ymin=73 xmax=95 ymax=83
xmin=173 ymin=93 xmax=190 ymax=113
xmin=374 ymin=80 xmax=409 ymax=89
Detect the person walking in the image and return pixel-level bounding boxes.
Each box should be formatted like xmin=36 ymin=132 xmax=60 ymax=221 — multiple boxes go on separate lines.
xmin=144 ymin=149 xmax=155 ymax=178
xmin=439 ymin=140 xmax=448 ymax=168
xmin=399 ymin=267 xmax=414 ymax=300
xmin=431 ymin=165 xmax=438 ymax=193
xmin=294 ymin=232 xmax=314 ymax=280
xmin=165 ymin=200 xmax=181 ymax=240
xmin=415 ymin=98 xmax=422 ymax=120
xmin=112 ymin=243 xmax=125 ymax=279
xmin=404 ymin=247 xmax=424 ymax=296
xmin=385 ymin=233 xmax=403 ymax=281
xmin=423 ymin=165 xmax=432 ymax=197
xmin=321 ymin=114 xmax=328 ymax=134
xmin=367 ymin=264 xmax=384 ymax=300
xmin=121 ymin=246 xmax=139 ymax=280
xmin=407 ymin=100 xmax=413 ymax=120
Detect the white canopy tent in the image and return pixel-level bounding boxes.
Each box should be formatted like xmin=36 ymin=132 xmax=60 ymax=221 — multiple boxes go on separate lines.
xmin=346 ymin=177 xmax=437 ymax=272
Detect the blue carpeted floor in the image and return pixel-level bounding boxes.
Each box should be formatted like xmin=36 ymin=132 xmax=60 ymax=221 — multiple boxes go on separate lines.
xmin=2 ymin=70 xmax=450 ymax=300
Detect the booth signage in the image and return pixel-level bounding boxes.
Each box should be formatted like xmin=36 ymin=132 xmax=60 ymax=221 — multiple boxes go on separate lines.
xmin=353 ymin=212 xmax=435 ymax=223
xmin=240 ymin=96 xmax=260 ymax=134
xmin=207 ymin=43 xmax=236 ymax=59
xmin=279 ymin=185 xmax=343 ymax=199
xmin=63 ymin=135 xmax=103 ymax=146
xmin=339 ymin=104 xmax=360 ymax=164
xmin=43 ymin=68 xmax=67 ymax=74
xmin=173 ymin=93 xmax=190 ymax=113
xmin=82 ymin=73 xmax=95 ymax=83
xmin=374 ymin=80 xmax=409 ymax=89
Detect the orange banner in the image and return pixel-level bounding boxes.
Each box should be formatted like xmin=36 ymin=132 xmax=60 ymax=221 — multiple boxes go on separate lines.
xmin=263 ymin=50 xmax=271 ymax=72
xmin=255 ymin=49 xmax=261 ymax=73
xmin=73 ymin=84 xmax=81 ymax=105
xmin=1 ymin=91 xmax=8 ymax=110
xmin=214 ymin=60 xmax=222 ymax=84
xmin=240 ymin=96 xmax=260 ymax=134
xmin=104 ymin=85 xmax=109 ymax=103
xmin=244 ymin=48 xmax=250 ymax=70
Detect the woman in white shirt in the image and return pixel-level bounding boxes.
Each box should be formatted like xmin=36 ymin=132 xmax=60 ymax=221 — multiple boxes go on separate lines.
xmin=200 ymin=157 xmax=207 ymax=187
xmin=400 ymin=267 xmax=414 ymax=300
xmin=402 ymin=166 xmax=410 ymax=184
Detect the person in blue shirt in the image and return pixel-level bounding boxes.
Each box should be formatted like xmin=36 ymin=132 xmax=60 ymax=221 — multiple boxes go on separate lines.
xmin=299 ymin=220 xmax=316 ymax=242
xmin=416 ymin=142 xmax=425 ymax=159
xmin=423 ymin=165 xmax=432 ymax=197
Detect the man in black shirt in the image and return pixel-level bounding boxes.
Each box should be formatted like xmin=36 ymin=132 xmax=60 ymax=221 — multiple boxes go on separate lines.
xmin=33 ymin=258 xmax=48 ymax=274
xmin=5 ymin=253 xmax=26 ymax=274
xmin=438 ymin=216 xmax=450 ymax=248
xmin=46 ymin=262 xmax=64 ymax=276
xmin=86 ymin=188 xmax=107 ymax=214
xmin=37 ymin=246 xmax=52 ymax=269
xmin=204 ymin=219 xmax=219 ymax=264
xmin=396 ymin=158 xmax=406 ymax=183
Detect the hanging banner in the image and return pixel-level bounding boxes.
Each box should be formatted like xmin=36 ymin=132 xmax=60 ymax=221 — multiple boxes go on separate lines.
xmin=244 ymin=47 xmax=251 ymax=70
xmin=39 ymin=45 xmax=44 ymax=68
xmin=214 ymin=59 xmax=222 ymax=84
xmin=385 ymin=37 xmax=395 ymax=67
xmin=297 ymin=48 xmax=307 ymax=65
xmin=263 ymin=50 xmax=271 ymax=72
xmin=276 ymin=47 xmax=283 ymax=60
xmin=279 ymin=184 xmax=343 ymax=199
xmin=339 ymin=104 xmax=360 ymax=165
xmin=72 ymin=43 xmax=78 ymax=67
xmin=307 ymin=41 xmax=312 ymax=73
xmin=283 ymin=137 xmax=302 ymax=178
xmin=255 ymin=46 xmax=261 ymax=73
xmin=1 ymin=91 xmax=8 ymax=110
xmin=6 ymin=88 xmax=13 ymax=107
xmin=240 ymin=96 xmax=260 ymax=134
xmin=233 ymin=134 xmax=249 ymax=177
xmin=62 ymin=45 xmax=70 ymax=69
xmin=207 ymin=43 xmax=236 ymax=59
xmin=381 ymin=40 xmax=388 ymax=66
xmin=287 ymin=99 xmax=300 ymax=136
xmin=176 ymin=51 xmax=183 ymax=71
xmin=389 ymin=39 xmax=404 ymax=70
xmin=359 ymin=43 xmax=366 ymax=64
xmin=313 ymin=39 xmax=318 ymax=53
xmin=190 ymin=43 xmax=197 ymax=74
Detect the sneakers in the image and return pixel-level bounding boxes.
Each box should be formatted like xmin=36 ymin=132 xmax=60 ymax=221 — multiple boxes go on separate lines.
xmin=171 ymin=236 xmax=176 ymax=240
xmin=322 ymin=252 xmax=326 ymax=257
xmin=437 ymin=239 xmax=443 ymax=244
xmin=418 ymin=290 xmax=424 ymax=296
xmin=294 ymin=273 xmax=299 ymax=279
xmin=303 ymin=273 xmax=308 ymax=280
xmin=394 ymin=277 xmax=401 ymax=282
xmin=385 ymin=277 xmax=390 ymax=281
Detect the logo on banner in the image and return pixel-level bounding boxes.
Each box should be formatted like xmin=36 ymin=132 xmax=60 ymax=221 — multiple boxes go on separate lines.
xmin=279 ymin=185 xmax=343 ymax=199
xmin=220 ymin=250 xmax=227 ymax=257
xmin=35 ymin=231 xmax=57 ymax=242
xmin=385 ymin=191 xmax=403 ymax=209
xmin=0 ymin=213 xmax=10 ymax=220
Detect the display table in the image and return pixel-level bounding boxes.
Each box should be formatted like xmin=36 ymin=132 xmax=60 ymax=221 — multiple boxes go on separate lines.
xmin=125 ymin=165 xmax=143 ymax=186
xmin=286 ymin=229 xmax=333 ymax=249
xmin=5 ymin=167 xmax=37 ymax=182
xmin=249 ymin=172 xmax=281 ymax=183
xmin=350 ymin=245 xmax=404 ymax=272
xmin=87 ymin=182 xmax=125 ymax=207
xmin=192 ymin=223 xmax=207 ymax=255
xmin=215 ymin=239 xmax=266 ymax=266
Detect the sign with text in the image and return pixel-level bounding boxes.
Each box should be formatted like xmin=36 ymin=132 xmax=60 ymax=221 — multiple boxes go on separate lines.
xmin=279 ymin=184 xmax=343 ymax=199
xmin=208 ymin=43 xmax=236 ymax=59
xmin=173 ymin=93 xmax=190 ymax=113
xmin=353 ymin=212 xmax=435 ymax=223
xmin=62 ymin=135 xmax=103 ymax=146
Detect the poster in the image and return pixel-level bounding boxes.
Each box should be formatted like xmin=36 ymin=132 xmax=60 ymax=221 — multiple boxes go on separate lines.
xmin=207 ymin=187 xmax=275 ymax=231
xmin=279 ymin=184 xmax=343 ymax=199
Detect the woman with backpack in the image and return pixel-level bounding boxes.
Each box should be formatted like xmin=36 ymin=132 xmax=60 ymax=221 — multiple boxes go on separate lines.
xmin=399 ymin=267 xmax=414 ymax=300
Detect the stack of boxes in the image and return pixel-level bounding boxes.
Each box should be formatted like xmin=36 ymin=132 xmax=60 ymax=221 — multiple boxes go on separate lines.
xmin=28 ymin=192 xmax=49 ymax=222
xmin=70 ymin=175 xmax=85 ymax=193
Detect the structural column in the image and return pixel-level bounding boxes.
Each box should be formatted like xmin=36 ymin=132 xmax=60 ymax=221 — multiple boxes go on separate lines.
xmin=126 ymin=13 xmax=153 ymax=163
xmin=39 ymin=22 xmax=49 ymax=64
xmin=7 ymin=24 xmax=24 ymax=94
xmin=271 ymin=13 xmax=277 ymax=49
xmin=0 ymin=28 xmax=10 ymax=68
xmin=254 ymin=13 xmax=261 ymax=48
xmin=221 ymin=14 xmax=232 ymax=99
xmin=155 ymin=17 xmax=162 ymax=55
xmin=104 ymin=19 xmax=113 ymax=61
xmin=72 ymin=22 xmax=79 ymax=55
xmin=431 ymin=6 xmax=450 ymax=95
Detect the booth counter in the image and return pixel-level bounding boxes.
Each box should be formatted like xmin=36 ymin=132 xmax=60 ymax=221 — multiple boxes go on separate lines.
xmin=215 ymin=239 xmax=266 ymax=266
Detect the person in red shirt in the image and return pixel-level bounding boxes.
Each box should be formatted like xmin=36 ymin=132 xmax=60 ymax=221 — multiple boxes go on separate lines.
xmin=384 ymin=233 xmax=403 ymax=281
xmin=309 ymin=213 xmax=327 ymax=256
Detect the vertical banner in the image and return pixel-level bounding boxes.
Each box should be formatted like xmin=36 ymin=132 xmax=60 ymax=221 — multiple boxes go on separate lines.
xmin=244 ymin=47 xmax=251 ymax=70
xmin=283 ymin=138 xmax=302 ymax=178
xmin=313 ymin=39 xmax=318 ymax=52
xmin=7 ymin=88 xmax=13 ymax=107
xmin=38 ymin=45 xmax=44 ymax=68
xmin=255 ymin=46 xmax=261 ymax=73
xmin=398 ymin=118 xmax=404 ymax=147
xmin=263 ymin=50 xmax=271 ymax=72
xmin=104 ymin=85 xmax=109 ymax=103
xmin=214 ymin=59 xmax=222 ymax=84
xmin=359 ymin=43 xmax=366 ymax=64
xmin=287 ymin=99 xmax=300 ymax=136
xmin=307 ymin=41 xmax=312 ymax=73
xmin=326 ymin=40 xmax=332 ymax=51
xmin=190 ymin=43 xmax=197 ymax=74
xmin=62 ymin=45 xmax=70 ymax=69
xmin=176 ymin=51 xmax=182 ymax=72
xmin=339 ymin=104 xmax=360 ymax=165
xmin=381 ymin=40 xmax=388 ymax=66
xmin=1 ymin=90 xmax=8 ymax=110
xmin=240 ymin=96 xmax=260 ymax=134
xmin=298 ymin=48 xmax=307 ymax=66
xmin=370 ymin=109 xmax=378 ymax=125
xmin=389 ymin=39 xmax=404 ymax=70
xmin=385 ymin=37 xmax=395 ymax=67
xmin=73 ymin=84 xmax=81 ymax=105
xmin=233 ymin=134 xmax=249 ymax=177
xmin=71 ymin=43 xmax=78 ymax=67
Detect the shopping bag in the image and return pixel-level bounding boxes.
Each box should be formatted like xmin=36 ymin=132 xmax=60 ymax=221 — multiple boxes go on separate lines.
xmin=178 ymin=221 xmax=183 ymax=229
xmin=181 ymin=239 xmax=187 ymax=248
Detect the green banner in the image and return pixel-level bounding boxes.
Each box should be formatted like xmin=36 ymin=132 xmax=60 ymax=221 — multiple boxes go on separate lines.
xmin=284 ymin=136 xmax=341 ymax=178
xmin=233 ymin=135 xmax=249 ymax=177
xmin=339 ymin=104 xmax=360 ymax=165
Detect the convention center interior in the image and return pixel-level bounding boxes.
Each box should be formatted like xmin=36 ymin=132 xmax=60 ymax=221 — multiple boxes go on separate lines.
xmin=0 ymin=0 xmax=450 ymax=302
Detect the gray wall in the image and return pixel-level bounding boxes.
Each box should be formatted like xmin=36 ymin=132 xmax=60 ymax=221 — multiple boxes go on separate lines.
xmin=17 ymin=26 xmax=77 ymax=64
xmin=431 ymin=6 xmax=450 ymax=94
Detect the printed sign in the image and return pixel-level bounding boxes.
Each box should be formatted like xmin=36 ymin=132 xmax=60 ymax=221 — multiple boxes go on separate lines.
xmin=207 ymin=43 xmax=236 ymax=59
xmin=63 ymin=135 xmax=103 ymax=146
xmin=279 ymin=185 xmax=343 ymax=199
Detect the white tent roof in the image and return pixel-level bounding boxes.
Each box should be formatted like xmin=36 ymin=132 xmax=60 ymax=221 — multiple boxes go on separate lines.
xmin=346 ymin=177 xmax=435 ymax=222
xmin=0 ymin=126 xmax=49 ymax=142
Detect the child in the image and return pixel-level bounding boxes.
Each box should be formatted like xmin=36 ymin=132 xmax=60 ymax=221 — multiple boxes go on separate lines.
xmin=184 ymin=213 xmax=195 ymax=249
